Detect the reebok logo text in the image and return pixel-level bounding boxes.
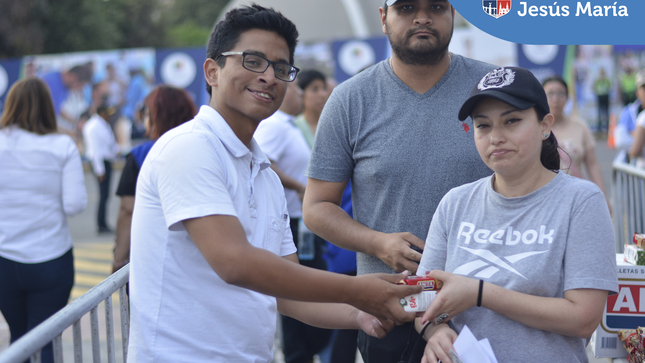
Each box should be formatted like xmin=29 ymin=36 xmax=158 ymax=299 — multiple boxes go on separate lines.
xmin=457 ymin=222 xmax=554 ymax=245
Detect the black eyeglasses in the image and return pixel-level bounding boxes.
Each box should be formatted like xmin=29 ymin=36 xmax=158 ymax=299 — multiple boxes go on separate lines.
xmin=217 ymin=52 xmax=300 ymax=82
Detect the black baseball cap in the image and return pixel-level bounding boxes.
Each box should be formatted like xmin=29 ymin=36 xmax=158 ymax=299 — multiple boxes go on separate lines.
xmin=458 ymin=67 xmax=550 ymax=121
xmin=385 ymin=0 xmax=398 ymax=6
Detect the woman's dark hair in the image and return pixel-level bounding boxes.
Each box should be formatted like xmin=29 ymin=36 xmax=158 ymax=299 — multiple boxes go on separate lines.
xmin=145 ymin=85 xmax=197 ymax=140
xmin=534 ymin=107 xmax=560 ymax=171
xmin=541 ymin=76 xmax=569 ymax=96
xmin=205 ymin=4 xmax=299 ymax=96
xmin=297 ymin=69 xmax=326 ymax=91
xmin=0 ymin=78 xmax=57 ymax=134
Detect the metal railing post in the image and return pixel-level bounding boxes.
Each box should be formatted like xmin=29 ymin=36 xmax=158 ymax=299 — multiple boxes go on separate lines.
xmin=612 ymin=160 xmax=645 ymax=252
xmin=0 ymin=265 xmax=129 ymax=363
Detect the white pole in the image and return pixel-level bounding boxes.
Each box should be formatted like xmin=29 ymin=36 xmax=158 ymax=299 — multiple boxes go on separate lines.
xmin=340 ymin=0 xmax=370 ymax=38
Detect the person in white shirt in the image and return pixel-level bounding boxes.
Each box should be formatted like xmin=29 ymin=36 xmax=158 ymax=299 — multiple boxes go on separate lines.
xmin=256 ymin=82 xmax=334 ymax=362
xmin=82 ymin=104 xmax=119 ymax=233
xmin=127 ymin=5 xmax=420 ymax=362
xmin=0 ymin=78 xmax=87 ymax=363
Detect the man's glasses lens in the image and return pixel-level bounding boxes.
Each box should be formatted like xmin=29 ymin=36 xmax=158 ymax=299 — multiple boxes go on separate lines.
xmin=241 ymin=53 xmax=298 ymax=82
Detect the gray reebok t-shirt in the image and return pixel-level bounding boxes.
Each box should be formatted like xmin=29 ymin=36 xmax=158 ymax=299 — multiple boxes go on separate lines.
xmin=307 ymin=55 xmax=496 ymax=274
xmin=418 ymin=172 xmax=618 ymax=362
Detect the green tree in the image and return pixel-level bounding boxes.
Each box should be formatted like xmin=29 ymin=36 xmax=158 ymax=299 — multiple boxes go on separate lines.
xmin=0 ymin=0 xmax=49 ymax=57
xmin=163 ymin=0 xmax=229 ymax=47
xmin=0 ymin=0 xmax=230 ymax=58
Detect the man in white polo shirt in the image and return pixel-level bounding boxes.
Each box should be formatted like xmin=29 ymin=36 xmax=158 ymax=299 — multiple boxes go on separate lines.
xmin=127 ymin=5 xmax=420 ymax=362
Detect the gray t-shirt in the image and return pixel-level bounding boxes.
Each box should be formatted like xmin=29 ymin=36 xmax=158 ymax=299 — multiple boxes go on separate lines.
xmin=307 ymin=55 xmax=496 ymax=274
xmin=418 ymin=172 xmax=618 ymax=363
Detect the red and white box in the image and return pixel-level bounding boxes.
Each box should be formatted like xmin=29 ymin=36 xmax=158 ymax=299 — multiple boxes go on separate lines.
xmin=399 ymin=291 xmax=438 ymax=312
xmin=592 ymin=254 xmax=645 ymax=358
xmin=398 ymin=276 xmax=443 ymax=291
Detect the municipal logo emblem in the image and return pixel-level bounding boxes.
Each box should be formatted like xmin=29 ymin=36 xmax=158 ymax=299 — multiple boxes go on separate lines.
xmin=483 ymin=0 xmax=511 ymax=18
xmin=478 ymin=68 xmax=515 ymax=91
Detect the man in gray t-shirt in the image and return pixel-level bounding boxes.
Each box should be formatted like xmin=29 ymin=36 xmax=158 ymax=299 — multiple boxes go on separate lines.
xmin=302 ymin=0 xmax=496 ymax=362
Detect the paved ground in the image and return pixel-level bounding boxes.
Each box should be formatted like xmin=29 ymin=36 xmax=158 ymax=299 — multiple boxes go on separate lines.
xmin=0 ymin=134 xmax=624 ymax=362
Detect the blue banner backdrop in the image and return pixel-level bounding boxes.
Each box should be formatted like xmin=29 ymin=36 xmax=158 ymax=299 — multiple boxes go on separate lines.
xmin=155 ymin=47 xmax=207 ymax=106
xmin=332 ymin=36 xmax=390 ymax=83
xmin=450 ymin=0 xmax=643 ymax=45
xmin=0 ymin=58 xmax=22 ymax=114
xmin=517 ymin=44 xmax=568 ymax=81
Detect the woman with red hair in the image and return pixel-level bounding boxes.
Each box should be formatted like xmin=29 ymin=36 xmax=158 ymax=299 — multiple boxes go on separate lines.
xmin=112 ymin=85 xmax=197 ymax=272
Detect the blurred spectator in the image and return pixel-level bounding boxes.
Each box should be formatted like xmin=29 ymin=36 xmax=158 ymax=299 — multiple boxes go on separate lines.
xmin=543 ymin=76 xmax=609 ymax=207
xmin=0 ymin=78 xmax=87 ymax=363
xmin=620 ymin=67 xmax=637 ymax=106
xmin=104 ymin=63 xmax=127 ymax=110
xmin=294 ymin=70 xmax=328 ymax=146
xmin=629 ymin=110 xmax=645 ymax=168
xmin=112 ymin=85 xmax=197 ymax=272
xmin=82 ymin=104 xmax=120 ymax=234
xmin=121 ymin=66 xmax=151 ymax=131
xmin=593 ymin=68 xmax=611 ymax=132
xmin=614 ymin=69 xmax=645 ymax=153
xmin=41 ymin=64 xmax=92 ymax=136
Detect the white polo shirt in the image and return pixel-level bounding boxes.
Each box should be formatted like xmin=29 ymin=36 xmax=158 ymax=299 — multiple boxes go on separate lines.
xmin=128 ymin=105 xmax=296 ymax=363
xmin=82 ymin=113 xmax=119 ymax=176
xmin=255 ymin=110 xmax=311 ymax=218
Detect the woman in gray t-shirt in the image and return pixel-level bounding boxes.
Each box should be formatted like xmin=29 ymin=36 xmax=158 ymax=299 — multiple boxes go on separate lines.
xmin=415 ymin=67 xmax=618 ymax=363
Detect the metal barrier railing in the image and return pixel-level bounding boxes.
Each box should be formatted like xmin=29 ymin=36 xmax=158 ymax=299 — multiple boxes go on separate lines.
xmin=0 ymin=265 xmax=129 ymax=363
xmin=612 ymin=160 xmax=645 ymax=253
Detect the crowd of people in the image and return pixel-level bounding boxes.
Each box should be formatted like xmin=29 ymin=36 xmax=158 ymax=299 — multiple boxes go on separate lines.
xmin=3 ymin=0 xmax=642 ymax=362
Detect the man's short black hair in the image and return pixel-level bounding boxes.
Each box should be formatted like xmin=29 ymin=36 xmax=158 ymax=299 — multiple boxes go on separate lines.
xmin=297 ymin=69 xmax=326 ymax=91
xmin=205 ymin=4 xmax=299 ymax=96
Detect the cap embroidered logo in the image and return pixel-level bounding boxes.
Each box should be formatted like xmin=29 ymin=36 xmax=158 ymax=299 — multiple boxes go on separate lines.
xmin=478 ymin=68 xmax=516 ymax=91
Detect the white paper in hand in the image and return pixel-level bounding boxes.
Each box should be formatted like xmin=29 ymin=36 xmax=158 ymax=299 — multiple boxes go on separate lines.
xmin=451 ymin=325 xmax=498 ymax=363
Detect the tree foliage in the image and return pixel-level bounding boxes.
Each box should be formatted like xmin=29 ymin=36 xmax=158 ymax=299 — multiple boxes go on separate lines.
xmin=0 ymin=0 xmax=229 ymax=58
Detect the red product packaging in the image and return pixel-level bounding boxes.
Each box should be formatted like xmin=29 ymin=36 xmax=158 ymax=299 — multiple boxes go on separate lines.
xmin=398 ymin=276 xmax=443 ymax=291
xmin=634 ymin=234 xmax=645 ymax=250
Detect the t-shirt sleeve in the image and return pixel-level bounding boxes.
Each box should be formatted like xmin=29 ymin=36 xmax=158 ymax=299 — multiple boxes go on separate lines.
xmin=306 ymin=89 xmax=354 ymax=182
xmin=563 ymin=190 xmax=618 ymax=294
xmin=418 ymin=195 xmax=450 ymax=275
xmin=116 ymin=153 xmax=139 ymax=197
xmin=150 ymin=133 xmax=237 ymax=231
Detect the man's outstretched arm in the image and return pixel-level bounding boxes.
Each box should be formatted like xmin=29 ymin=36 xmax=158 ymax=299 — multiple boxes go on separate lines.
xmin=277 ymin=254 xmax=394 ymax=339
xmin=183 ymin=214 xmax=420 ymax=324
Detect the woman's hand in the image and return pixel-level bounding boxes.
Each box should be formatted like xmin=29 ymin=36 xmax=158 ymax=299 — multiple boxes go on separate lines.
xmin=421 ymin=270 xmax=480 ymax=325
xmin=421 ymin=323 xmax=458 ymax=363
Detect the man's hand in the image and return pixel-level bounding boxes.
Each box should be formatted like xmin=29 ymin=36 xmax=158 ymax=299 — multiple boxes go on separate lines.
xmin=97 ymin=174 xmax=105 ymax=183
xmin=356 ymin=311 xmax=394 ymax=338
xmin=375 ymin=232 xmax=425 ymax=274
xmin=347 ymin=271 xmax=421 ymax=325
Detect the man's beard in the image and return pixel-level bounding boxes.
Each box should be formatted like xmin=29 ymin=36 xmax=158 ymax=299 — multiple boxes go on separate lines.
xmin=387 ymin=24 xmax=453 ymax=66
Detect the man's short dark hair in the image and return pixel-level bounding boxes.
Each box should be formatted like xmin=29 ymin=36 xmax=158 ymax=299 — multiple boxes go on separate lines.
xmin=205 ymin=4 xmax=299 ymax=96
xmin=297 ymin=69 xmax=327 ymax=91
